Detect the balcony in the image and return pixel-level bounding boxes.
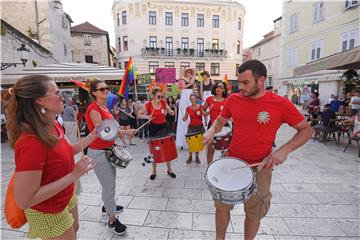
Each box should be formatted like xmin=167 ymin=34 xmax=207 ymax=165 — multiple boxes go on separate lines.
xmin=141 ymin=47 xmax=227 ymax=58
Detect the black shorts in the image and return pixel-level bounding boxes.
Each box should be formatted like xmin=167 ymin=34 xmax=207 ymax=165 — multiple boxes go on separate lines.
xmin=119 ymin=119 xmax=131 ymax=126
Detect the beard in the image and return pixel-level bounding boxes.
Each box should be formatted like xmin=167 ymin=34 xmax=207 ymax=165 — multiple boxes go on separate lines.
xmin=240 ymin=84 xmax=260 ymax=97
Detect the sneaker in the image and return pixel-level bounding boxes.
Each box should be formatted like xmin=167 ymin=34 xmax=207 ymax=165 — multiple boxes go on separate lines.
xmin=150 ymin=174 xmax=156 ymax=180
xmin=107 ymin=218 xmax=127 ymax=235
xmin=102 ymin=205 xmax=124 ymax=214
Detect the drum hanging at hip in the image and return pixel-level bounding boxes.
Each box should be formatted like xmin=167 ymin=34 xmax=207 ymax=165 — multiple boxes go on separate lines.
xmin=105 ymin=145 xmax=133 ymax=168
xmin=185 ymin=131 xmax=204 ymax=152
xmin=149 ymin=134 xmax=178 ymax=163
xmin=213 ymin=126 xmax=232 ymax=151
xmin=205 ymin=157 xmax=256 ymax=205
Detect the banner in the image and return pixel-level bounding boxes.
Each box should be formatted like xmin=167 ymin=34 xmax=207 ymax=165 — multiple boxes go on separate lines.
xmin=137 ymin=73 xmax=152 ymax=84
xmin=155 ymin=68 xmax=176 ymax=83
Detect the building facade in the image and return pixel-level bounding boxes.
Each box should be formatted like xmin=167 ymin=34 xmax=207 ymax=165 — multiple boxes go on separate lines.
xmin=71 ymin=22 xmax=111 ymax=66
xmin=250 ymin=17 xmax=282 ymax=91
xmin=1 ymin=0 xmax=72 ymax=62
xmin=112 ymin=0 xmax=245 ymax=81
xmin=280 ymin=0 xmax=359 ymax=103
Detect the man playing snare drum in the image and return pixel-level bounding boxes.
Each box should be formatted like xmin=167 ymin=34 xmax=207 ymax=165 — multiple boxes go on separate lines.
xmin=203 ymin=60 xmax=313 ymax=240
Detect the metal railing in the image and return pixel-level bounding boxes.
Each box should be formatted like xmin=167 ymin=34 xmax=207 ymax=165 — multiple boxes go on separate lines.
xmin=141 ymin=48 xmax=227 ymax=58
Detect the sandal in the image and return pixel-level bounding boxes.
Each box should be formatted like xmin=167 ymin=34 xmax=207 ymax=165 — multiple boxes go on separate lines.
xmin=186 ymin=157 xmax=192 ymax=164
xmin=195 ymin=156 xmax=200 ymax=164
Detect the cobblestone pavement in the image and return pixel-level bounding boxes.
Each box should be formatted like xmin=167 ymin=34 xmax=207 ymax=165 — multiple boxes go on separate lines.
xmin=1 ymin=125 xmax=359 ymax=239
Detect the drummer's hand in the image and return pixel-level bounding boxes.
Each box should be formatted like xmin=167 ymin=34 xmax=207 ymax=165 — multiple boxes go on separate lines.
xmin=89 ymin=124 xmax=100 ymax=139
xmin=203 ymin=128 xmax=215 ymax=145
xmin=264 ymin=148 xmax=289 ymax=168
xmin=72 ymin=155 xmax=96 ymax=178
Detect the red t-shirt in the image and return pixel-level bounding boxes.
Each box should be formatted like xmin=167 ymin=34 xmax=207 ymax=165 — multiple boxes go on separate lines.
xmin=85 ymin=102 xmax=114 ymax=149
xmin=205 ymin=96 xmax=226 ymax=124
xmin=14 ymin=121 xmax=75 ymax=213
xmin=220 ymin=92 xmax=304 ymax=164
xmin=145 ymin=100 xmax=167 ymax=125
xmin=186 ymin=105 xmax=204 ymax=126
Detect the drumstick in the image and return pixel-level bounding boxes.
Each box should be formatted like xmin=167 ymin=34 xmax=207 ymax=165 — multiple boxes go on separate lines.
xmin=230 ymin=162 xmax=265 ymax=170
xmin=73 ymin=111 xmax=85 ymax=156
xmin=115 ymin=106 xmax=135 ymax=119
xmin=136 ymin=118 xmax=154 ymax=131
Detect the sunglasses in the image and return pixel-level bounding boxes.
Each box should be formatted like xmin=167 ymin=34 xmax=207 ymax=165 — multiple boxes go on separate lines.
xmin=157 ymin=95 xmax=164 ymax=99
xmin=216 ymin=85 xmax=224 ymax=89
xmin=95 ymin=87 xmax=110 ymax=92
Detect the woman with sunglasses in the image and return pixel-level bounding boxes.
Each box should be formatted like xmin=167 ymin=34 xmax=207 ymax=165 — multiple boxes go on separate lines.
xmin=203 ymin=81 xmax=228 ymax=165
xmin=1 ymin=75 xmax=96 ymax=239
xmin=84 ymin=79 xmax=137 ymax=235
xmin=138 ymin=87 xmax=176 ymax=180
xmin=182 ymin=93 xmax=206 ymax=164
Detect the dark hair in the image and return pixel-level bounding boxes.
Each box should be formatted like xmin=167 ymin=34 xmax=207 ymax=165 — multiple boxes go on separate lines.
xmin=314 ymin=92 xmax=319 ymax=97
xmin=237 ymin=60 xmax=267 ymax=80
xmin=189 ymin=93 xmax=197 ymax=100
xmin=151 ymin=87 xmax=162 ymax=96
xmin=265 ymin=86 xmax=273 ymax=90
xmin=1 ymin=75 xmax=59 ymax=148
xmin=200 ymin=71 xmax=210 ymax=77
xmin=87 ymin=78 xmax=103 ymax=99
xmin=211 ymin=81 xmax=228 ymax=98
xmin=167 ymin=95 xmax=175 ymax=104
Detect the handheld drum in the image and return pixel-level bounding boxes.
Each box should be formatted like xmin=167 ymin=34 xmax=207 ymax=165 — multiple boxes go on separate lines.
xmin=97 ymin=119 xmax=119 ymax=141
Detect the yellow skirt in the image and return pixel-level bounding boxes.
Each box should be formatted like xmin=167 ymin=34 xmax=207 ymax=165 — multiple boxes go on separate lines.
xmin=24 ymin=194 xmax=78 ymax=239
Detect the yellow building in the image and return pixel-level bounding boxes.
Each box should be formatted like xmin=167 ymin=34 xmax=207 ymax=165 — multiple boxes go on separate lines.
xmin=279 ymin=0 xmax=359 ymax=104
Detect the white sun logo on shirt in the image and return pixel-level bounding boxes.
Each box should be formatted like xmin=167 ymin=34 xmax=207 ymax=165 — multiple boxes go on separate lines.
xmin=257 ymin=111 xmax=270 ymax=124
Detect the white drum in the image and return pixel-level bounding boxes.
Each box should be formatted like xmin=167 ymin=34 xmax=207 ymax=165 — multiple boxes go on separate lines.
xmin=97 ymin=119 xmax=119 ymax=141
xmin=105 ymin=145 xmax=133 ymax=168
xmin=205 ymin=157 xmax=256 ymax=205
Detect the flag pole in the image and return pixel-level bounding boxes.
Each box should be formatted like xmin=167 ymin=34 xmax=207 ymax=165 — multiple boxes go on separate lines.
xmin=134 ymin=73 xmax=138 ymax=102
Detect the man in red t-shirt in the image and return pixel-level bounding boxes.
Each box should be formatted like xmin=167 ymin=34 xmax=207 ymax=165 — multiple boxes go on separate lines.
xmin=203 ymin=60 xmax=313 ymax=240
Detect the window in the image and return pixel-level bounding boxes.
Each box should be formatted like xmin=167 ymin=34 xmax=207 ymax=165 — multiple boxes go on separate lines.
xmin=166 ymin=37 xmax=173 ymax=56
xmin=117 ymin=13 xmax=120 ymax=26
xmin=149 ymin=11 xmax=156 ymax=25
xmin=341 ymin=29 xmax=358 ymax=51
xmin=85 ymin=55 xmax=93 ymax=63
xmin=165 ymin=12 xmax=173 ymax=25
xmin=149 ymin=61 xmax=159 ymax=74
xmin=196 ymin=62 xmax=205 ymax=71
xmin=197 ymin=14 xmax=204 ymax=27
xmin=118 ymin=37 xmax=121 ymax=52
xmin=288 ymin=47 xmax=298 ymax=66
xmin=180 ymin=62 xmax=190 ymax=71
xmin=84 ymin=34 xmax=92 ymax=46
xmin=197 ymin=38 xmax=204 ymax=57
xmin=63 ymin=43 xmax=67 ymax=56
xmin=212 ymin=39 xmax=219 ymax=50
xmin=149 ymin=36 xmax=157 ymax=48
xmin=181 ymin=37 xmax=189 ymax=49
xmin=313 ymin=1 xmax=325 ymax=23
xmin=237 ymin=40 xmax=241 ymax=54
xmin=310 ymin=40 xmax=324 ymax=61
xmin=345 ymin=0 xmax=359 ymax=10
xmin=257 ymin=47 xmax=261 ymax=56
xmin=124 ymin=61 xmax=128 ymax=68
xmin=122 ymin=11 xmax=127 ymax=25
xmin=123 ymin=36 xmax=128 ymax=51
xmin=213 ymin=15 xmax=219 ymax=28
xmin=211 ymin=63 xmax=220 ymax=76
xmin=238 ymin=18 xmax=241 ymax=30
xmin=61 ymin=15 xmax=67 ymax=29
xmin=266 ymin=76 xmax=272 ymax=87
xmin=290 ymin=13 xmax=299 ymax=33
xmin=165 ymin=62 xmax=175 ymax=68
xmin=235 ymin=64 xmax=240 ymax=75
xmin=181 ymin=13 xmax=189 ymax=26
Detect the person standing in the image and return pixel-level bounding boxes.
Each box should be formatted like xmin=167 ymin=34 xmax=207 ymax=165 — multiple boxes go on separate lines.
xmin=200 ymin=71 xmax=215 ymax=101
xmin=138 ymin=88 xmax=176 ymax=180
xmin=166 ymin=96 xmax=177 ymax=134
xmin=135 ymin=96 xmax=149 ymax=143
xmin=62 ymin=97 xmax=79 ymax=144
xmin=350 ymin=90 xmax=360 ymax=116
xmin=1 ymin=75 xmax=97 ymax=239
xmin=84 ymin=79 xmax=136 ymax=235
xmin=306 ymin=92 xmax=320 ymax=119
xmin=203 ymin=60 xmax=313 ymax=240
xmin=118 ymin=99 xmax=134 ymax=146
xmin=203 ymin=81 xmax=227 ymax=165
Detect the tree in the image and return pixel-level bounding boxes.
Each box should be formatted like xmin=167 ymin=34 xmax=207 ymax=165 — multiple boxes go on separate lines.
xmin=341 ymin=69 xmax=360 ymax=94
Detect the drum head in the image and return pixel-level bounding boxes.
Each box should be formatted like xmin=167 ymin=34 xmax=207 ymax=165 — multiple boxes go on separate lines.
xmin=214 ymin=126 xmax=231 ymax=138
xmin=113 ymin=146 xmax=133 ymax=161
xmin=206 ymin=157 xmax=254 ymax=191
xmin=97 ymin=119 xmax=119 ymax=141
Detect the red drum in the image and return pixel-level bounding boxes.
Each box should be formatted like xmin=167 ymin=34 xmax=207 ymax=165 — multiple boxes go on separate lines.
xmin=149 ymin=134 xmax=178 ymax=163
xmin=213 ymin=126 xmax=232 ymax=151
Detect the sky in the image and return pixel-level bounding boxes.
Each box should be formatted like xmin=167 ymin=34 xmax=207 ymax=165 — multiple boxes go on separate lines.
xmin=62 ymin=0 xmax=283 ymax=49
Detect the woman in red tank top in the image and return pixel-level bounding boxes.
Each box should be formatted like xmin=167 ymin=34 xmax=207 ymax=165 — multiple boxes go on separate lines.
xmin=138 ymin=87 xmax=176 ymax=180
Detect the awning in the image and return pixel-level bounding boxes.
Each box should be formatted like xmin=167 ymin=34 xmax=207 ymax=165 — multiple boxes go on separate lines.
xmin=1 ymin=62 xmax=124 ymax=85
xmin=294 ymin=46 xmax=360 ymax=76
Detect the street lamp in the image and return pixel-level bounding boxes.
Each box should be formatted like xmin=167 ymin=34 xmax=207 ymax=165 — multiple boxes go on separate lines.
xmin=1 ymin=43 xmax=30 ymax=71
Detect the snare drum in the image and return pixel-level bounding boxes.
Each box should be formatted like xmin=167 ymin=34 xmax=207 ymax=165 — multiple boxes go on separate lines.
xmin=205 ymin=157 xmax=256 ymax=205
xmin=105 ymin=145 xmax=133 ymax=168
xmin=213 ymin=126 xmax=232 ymax=151
xmin=185 ymin=131 xmax=204 ymax=153
xmin=149 ymin=134 xmax=178 ymax=163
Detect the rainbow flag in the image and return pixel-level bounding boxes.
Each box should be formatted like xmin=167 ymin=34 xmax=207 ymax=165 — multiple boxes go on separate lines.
xmin=71 ymin=80 xmax=89 ymax=91
xmin=118 ymin=56 xmax=134 ymax=99
xmin=223 ymin=74 xmax=232 ymax=93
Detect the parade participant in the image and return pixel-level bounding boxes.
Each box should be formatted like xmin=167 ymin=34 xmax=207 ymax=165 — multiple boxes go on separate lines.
xmin=203 ymin=81 xmax=227 ymax=165
xmin=166 ymin=95 xmax=177 ymax=134
xmin=138 ymin=87 xmax=176 ymax=180
xmin=118 ymin=98 xmax=134 ymax=146
xmin=176 ymin=68 xmax=196 ymax=148
xmin=203 ymin=60 xmax=313 ymax=240
xmin=200 ymin=71 xmax=215 ymax=101
xmin=84 ymin=79 xmax=136 ymax=235
xmin=1 ymin=75 xmax=97 ymax=239
xmin=62 ymin=97 xmax=79 ymax=144
xmin=182 ymin=94 xmax=205 ymax=164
